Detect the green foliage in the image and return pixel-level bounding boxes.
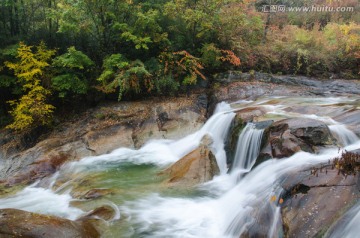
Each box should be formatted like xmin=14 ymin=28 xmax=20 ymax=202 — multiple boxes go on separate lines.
xmin=0 ymin=75 xmax=16 ymax=88
xmin=97 ymin=55 xmax=152 ymax=100
xmin=97 ymin=54 xmax=128 ymax=93
xmin=0 ymin=0 xmax=359 ymax=130
xmin=200 ymin=44 xmax=241 ymax=70
xmin=52 ymin=46 xmax=94 ymax=70
xmin=154 ymin=75 xmax=180 ymax=95
xmin=201 ymin=44 xmax=223 ymax=68
xmin=52 ymin=46 xmax=94 ymax=98
xmin=51 ymin=74 xmax=88 ymax=98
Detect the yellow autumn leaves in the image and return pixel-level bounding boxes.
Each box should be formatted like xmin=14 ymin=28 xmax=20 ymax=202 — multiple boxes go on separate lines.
xmin=5 ymin=42 xmax=56 ymax=131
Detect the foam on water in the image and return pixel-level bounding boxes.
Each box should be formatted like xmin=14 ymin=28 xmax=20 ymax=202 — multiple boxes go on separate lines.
xmin=0 ymin=97 xmax=359 ymax=236
xmin=0 ymin=185 xmax=83 ymax=220
xmin=329 ymin=124 xmax=359 ymax=146
xmin=124 ymin=148 xmax=345 ymax=238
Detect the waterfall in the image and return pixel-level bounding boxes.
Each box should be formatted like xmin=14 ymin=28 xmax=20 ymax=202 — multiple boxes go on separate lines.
xmin=329 ymin=124 xmax=359 ymax=146
xmin=124 ymin=147 xmax=349 ymax=238
xmin=0 ymin=96 xmax=359 ymax=237
xmin=169 ymin=102 xmax=235 ymax=174
xmin=0 ymin=102 xmax=236 ymax=221
xmin=232 ymin=123 xmax=265 ymax=171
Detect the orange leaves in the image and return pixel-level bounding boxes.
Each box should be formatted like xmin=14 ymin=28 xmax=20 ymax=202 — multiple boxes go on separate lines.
xmin=219 ymin=50 xmax=241 ymax=66
xmin=173 ymin=51 xmax=206 ymax=84
xmin=270 ymin=195 xmax=277 ymax=202
xmin=270 ymin=195 xmax=284 ymax=205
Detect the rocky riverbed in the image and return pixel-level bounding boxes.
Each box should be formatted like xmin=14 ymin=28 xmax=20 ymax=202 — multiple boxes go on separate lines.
xmin=0 ymin=72 xmax=359 ymax=237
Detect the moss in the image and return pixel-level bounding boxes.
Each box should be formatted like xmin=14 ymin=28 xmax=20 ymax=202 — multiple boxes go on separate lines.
xmin=0 ymin=184 xmax=25 ymax=198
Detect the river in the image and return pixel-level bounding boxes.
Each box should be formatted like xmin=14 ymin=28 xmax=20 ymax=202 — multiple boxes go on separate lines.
xmin=0 ymin=96 xmax=359 ymax=237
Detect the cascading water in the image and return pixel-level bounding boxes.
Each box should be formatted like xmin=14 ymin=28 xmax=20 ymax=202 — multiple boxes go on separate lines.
xmin=0 ymin=96 xmax=359 ymax=238
xmin=326 ymin=201 xmax=360 ymax=238
xmin=0 ymin=102 xmax=235 ymax=221
xmin=329 ymin=124 xmax=359 ymax=146
xmin=232 ymin=123 xmax=264 ymax=171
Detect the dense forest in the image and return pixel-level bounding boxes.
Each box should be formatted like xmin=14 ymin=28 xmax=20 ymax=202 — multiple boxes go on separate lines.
xmin=0 ymin=0 xmax=359 ymax=131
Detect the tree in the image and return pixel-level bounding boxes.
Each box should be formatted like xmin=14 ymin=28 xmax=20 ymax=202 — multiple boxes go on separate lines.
xmin=52 ymin=46 xmax=94 ymax=98
xmin=5 ymin=42 xmax=56 ymax=131
xmin=97 ymin=54 xmax=152 ymax=100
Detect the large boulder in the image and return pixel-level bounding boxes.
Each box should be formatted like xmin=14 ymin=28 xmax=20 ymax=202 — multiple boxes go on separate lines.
xmin=280 ymin=165 xmax=360 ymax=237
xmin=234 ymin=107 xmax=267 ymax=122
xmin=262 ymin=118 xmax=335 ymax=159
xmin=0 ymin=209 xmax=99 ymax=238
xmin=162 ymin=135 xmax=219 ymax=188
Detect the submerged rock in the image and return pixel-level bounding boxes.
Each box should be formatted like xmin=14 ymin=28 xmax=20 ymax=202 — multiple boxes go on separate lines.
xmin=81 ymin=188 xmax=114 ymax=200
xmin=78 ymin=205 xmax=117 ymax=221
xmin=0 ymin=208 xmax=99 ymax=238
xmin=162 ymin=135 xmax=219 ymax=188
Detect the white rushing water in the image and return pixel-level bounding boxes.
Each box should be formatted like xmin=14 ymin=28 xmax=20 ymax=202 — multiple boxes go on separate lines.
xmin=232 ymin=123 xmax=264 ymax=171
xmin=326 ymin=202 xmax=360 ymax=238
xmin=124 ymin=147 xmax=354 ymax=238
xmin=0 ymin=96 xmax=359 ymax=237
xmin=0 ymin=102 xmax=235 ymax=221
xmin=329 ymin=124 xmax=359 ymax=146
xmin=0 ymin=184 xmax=83 ymax=220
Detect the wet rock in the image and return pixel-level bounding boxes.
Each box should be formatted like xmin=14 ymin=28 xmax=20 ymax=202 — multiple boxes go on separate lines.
xmin=0 ymin=96 xmax=207 ymax=187
xmin=0 ymin=208 xmax=99 ymax=238
xmin=226 ymin=119 xmax=273 ymax=167
xmin=286 ymin=118 xmax=334 ymax=145
xmin=81 ymin=188 xmax=114 ymax=200
xmin=262 ymin=118 xmax=335 ymax=158
xmin=215 ymin=71 xmax=360 ymax=96
xmin=83 ymin=124 xmax=134 ymax=155
xmin=5 ymin=151 xmax=71 ymax=186
xmin=78 ymin=205 xmax=116 ymax=221
xmin=334 ymin=109 xmax=360 ymax=137
xmin=234 ymin=107 xmax=267 ymax=122
xmin=280 ymin=166 xmax=359 ymax=237
xmin=225 ymin=116 xmax=245 ymax=166
xmin=162 ymin=135 xmax=219 ymax=188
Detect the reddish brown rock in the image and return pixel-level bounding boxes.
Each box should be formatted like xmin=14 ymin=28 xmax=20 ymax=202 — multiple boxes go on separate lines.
xmin=78 ymin=206 xmax=116 ymax=221
xmin=162 ymin=135 xmax=219 ymax=188
xmin=0 ymin=208 xmax=99 ymax=238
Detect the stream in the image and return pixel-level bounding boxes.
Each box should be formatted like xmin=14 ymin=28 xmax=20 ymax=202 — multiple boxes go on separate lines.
xmin=0 ymin=96 xmax=359 ymax=237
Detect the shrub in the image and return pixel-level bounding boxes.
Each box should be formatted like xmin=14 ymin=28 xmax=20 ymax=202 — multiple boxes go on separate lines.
xmin=51 ymin=46 xmax=94 ymax=98
xmin=5 ymin=42 xmax=56 ymax=131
